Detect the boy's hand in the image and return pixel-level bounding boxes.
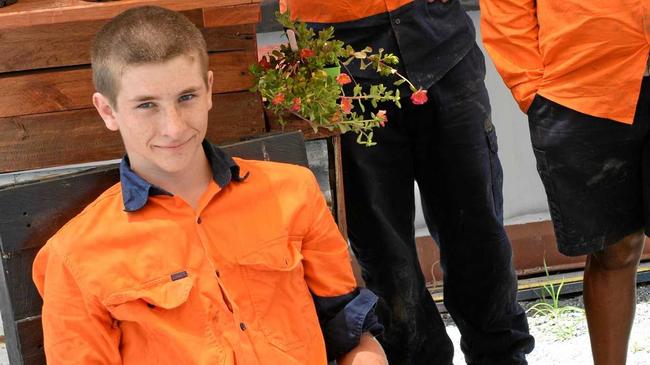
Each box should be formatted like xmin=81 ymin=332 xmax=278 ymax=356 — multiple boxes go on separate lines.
xmin=337 ymin=333 xmax=388 ymax=365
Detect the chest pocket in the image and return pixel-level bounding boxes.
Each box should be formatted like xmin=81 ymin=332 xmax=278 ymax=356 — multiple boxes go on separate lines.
xmin=102 ymin=273 xmax=203 ymax=335
xmin=102 ymin=273 xmax=226 ymax=364
xmin=237 ymin=236 xmax=315 ymax=351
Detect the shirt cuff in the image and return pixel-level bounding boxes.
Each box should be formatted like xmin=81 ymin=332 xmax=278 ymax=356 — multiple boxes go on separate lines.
xmin=313 ymin=288 xmax=384 ymax=360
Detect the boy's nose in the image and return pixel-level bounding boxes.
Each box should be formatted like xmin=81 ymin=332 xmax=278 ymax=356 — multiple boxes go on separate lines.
xmin=162 ymin=106 xmax=186 ymax=137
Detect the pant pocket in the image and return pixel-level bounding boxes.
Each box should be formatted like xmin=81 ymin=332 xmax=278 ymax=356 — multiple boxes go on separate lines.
xmin=485 ymin=117 xmax=504 ymax=220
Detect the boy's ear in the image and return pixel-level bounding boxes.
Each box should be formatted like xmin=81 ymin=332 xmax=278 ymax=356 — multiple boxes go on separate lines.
xmin=92 ymin=92 xmax=119 ymax=131
xmin=206 ymin=70 xmax=214 ymax=110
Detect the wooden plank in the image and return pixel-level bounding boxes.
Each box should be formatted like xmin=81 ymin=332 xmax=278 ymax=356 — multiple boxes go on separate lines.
xmin=0 ymin=91 xmax=265 ymax=172
xmin=0 ymin=167 xmax=119 ymax=254
xmin=222 ymin=131 xmax=308 ymax=167
xmin=0 ymin=17 xmax=256 ymax=73
xmin=0 ymin=0 xmax=260 ymax=30
xmin=17 ymin=317 xmax=45 ymax=365
xmin=0 ymin=251 xmax=21 ymax=364
xmin=0 ymin=249 xmax=44 ymax=320
xmin=202 ymin=3 xmax=260 ymax=27
xmin=329 ymin=135 xmax=347 ymax=239
xmin=0 ymin=249 xmax=47 ymax=364
xmin=0 ymin=50 xmax=257 ymax=118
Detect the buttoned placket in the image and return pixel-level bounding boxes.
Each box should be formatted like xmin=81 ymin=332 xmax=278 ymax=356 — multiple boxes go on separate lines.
xmin=192 ymin=181 xmax=260 ymax=365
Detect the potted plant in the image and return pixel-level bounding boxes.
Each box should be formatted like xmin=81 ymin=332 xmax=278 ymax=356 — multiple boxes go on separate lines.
xmin=250 ymin=12 xmax=428 ymax=146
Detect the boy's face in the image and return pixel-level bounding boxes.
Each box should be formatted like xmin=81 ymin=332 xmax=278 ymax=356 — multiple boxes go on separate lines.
xmin=93 ymin=54 xmax=213 ymax=179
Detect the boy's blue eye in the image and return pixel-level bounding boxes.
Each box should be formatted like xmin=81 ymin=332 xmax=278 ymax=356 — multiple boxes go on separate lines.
xmin=137 ymin=102 xmax=155 ymax=109
xmin=179 ymin=94 xmax=196 ymax=102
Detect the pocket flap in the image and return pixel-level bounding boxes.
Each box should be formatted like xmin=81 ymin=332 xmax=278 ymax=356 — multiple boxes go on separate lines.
xmin=103 ymin=274 xmax=194 ymax=309
xmin=237 ymin=237 xmax=303 ymax=271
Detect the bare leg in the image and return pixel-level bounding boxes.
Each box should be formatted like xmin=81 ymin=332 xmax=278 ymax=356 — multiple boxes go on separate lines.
xmin=584 ymin=230 xmax=645 ymax=365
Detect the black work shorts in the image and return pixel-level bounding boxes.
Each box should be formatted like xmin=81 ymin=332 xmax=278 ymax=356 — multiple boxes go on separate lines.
xmin=527 ymin=77 xmax=650 ymax=256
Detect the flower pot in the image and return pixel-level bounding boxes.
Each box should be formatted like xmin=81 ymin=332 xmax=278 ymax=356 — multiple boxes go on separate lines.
xmin=324 ymin=66 xmax=341 ymax=79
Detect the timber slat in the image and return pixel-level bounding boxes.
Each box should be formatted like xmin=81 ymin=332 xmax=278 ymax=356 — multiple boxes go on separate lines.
xmin=0 ymin=18 xmax=257 ymax=74
xmin=202 ymin=3 xmax=260 ymax=27
xmin=0 ymin=51 xmax=257 ymax=118
xmin=0 ymin=0 xmax=260 ymax=30
xmin=0 ymin=91 xmax=265 ymax=172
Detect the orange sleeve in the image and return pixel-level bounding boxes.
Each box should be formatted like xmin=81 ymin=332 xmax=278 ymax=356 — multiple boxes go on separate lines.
xmin=33 ymin=244 xmax=122 ymax=364
xmin=299 ymin=170 xmax=357 ymax=297
xmin=480 ymin=0 xmax=544 ymax=112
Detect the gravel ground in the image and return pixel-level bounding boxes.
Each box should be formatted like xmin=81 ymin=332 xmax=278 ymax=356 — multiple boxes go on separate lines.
xmin=445 ymin=283 xmax=650 ymax=365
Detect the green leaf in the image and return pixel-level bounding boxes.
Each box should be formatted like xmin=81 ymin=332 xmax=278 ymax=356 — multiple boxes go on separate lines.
xmin=393 ymin=79 xmax=406 ymax=86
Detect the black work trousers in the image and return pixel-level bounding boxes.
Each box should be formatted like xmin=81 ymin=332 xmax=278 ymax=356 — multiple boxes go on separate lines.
xmin=341 ymin=45 xmax=534 ymax=365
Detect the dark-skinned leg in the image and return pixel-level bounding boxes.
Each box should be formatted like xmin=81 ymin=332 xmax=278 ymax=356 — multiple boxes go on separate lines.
xmin=584 ymin=230 xmax=645 ymax=365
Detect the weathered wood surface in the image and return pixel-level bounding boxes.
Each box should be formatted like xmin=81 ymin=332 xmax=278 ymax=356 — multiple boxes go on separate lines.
xmin=223 ymin=131 xmax=308 ymax=167
xmin=0 ymin=164 xmax=118 ymax=365
xmin=0 ymin=91 xmax=265 ymax=173
xmin=0 ymin=50 xmax=256 ymax=118
xmin=0 ymin=0 xmax=260 ymax=30
xmin=202 ymin=3 xmax=260 ymax=27
xmin=0 ymin=19 xmax=257 ymax=73
xmin=17 ymin=316 xmax=45 ymax=365
xmin=0 ymin=131 xmax=306 ymax=365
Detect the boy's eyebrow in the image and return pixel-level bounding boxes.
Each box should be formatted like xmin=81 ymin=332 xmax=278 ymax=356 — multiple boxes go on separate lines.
xmin=128 ymin=86 xmax=202 ymax=102
xmin=178 ymin=86 xmax=201 ymax=95
xmin=130 ymin=95 xmax=157 ymax=102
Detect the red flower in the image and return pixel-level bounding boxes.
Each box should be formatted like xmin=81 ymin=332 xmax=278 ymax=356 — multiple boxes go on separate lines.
xmin=410 ymin=89 xmax=428 ymax=105
xmin=300 ymin=48 xmax=315 ymax=59
xmin=340 ymin=97 xmax=353 ymax=114
xmin=259 ymin=56 xmax=271 ymax=70
xmin=377 ymin=110 xmax=387 ymax=127
xmin=336 ymin=73 xmax=352 ymax=85
xmin=271 ymin=93 xmax=285 ymax=105
xmin=331 ymin=111 xmax=342 ymax=122
xmin=291 ymin=97 xmax=302 ymax=112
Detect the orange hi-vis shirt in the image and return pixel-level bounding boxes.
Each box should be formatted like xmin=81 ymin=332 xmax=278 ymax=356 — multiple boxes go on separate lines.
xmin=33 ymin=143 xmax=380 ymax=364
xmin=480 ymin=0 xmax=650 ymax=123
xmin=280 ymin=0 xmax=412 ymax=23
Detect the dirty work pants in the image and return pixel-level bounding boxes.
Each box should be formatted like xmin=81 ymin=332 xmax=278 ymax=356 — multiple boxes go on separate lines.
xmin=341 ymin=45 xmax=534 ymax=365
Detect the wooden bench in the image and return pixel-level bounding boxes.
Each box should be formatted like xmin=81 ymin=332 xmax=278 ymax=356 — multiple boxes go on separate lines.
xmin=0 ymin=131 xmax=312 ymax=365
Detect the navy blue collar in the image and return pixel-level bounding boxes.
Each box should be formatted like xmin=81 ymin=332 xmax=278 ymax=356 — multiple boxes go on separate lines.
xmin=120 ymin=140 xmax=247 ymax=212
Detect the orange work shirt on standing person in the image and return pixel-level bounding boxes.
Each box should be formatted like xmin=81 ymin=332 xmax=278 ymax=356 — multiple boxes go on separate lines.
xmin=32 ymin=141 xmax=381 ymax=365
xmin=480 ymin=0 xmax=650 ymax=123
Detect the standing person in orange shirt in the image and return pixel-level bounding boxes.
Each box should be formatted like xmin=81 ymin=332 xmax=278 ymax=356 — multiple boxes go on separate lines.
xmin=32 ymin=6 xmax=388 ymax=365
xmin=281 ymin=1 xmax=535 ymax=364
xmin=481 ymin=1 xmax=650 ymax=364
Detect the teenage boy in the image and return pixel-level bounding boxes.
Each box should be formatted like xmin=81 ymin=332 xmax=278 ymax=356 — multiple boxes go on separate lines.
xmin=481 ymin=1 xmax=649 ymax=364
xmin=32 ymin=6 xmax=386 ymax=365
xmin=280 ymin=0 xmax=534 ymax=364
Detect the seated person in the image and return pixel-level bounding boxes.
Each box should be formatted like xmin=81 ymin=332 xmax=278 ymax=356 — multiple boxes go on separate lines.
xmin=32 ymin=6 xmax=386 ymax=365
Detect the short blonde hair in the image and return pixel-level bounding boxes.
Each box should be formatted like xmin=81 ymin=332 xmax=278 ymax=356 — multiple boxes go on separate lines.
xmin=91 ymin=6 xmax=208 ymax=107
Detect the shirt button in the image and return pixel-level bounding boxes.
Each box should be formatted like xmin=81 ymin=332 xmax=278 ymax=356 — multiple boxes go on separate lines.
xmin=240 ymin=322 xmax=247 ymax=331
xmin=197 ymin=217 xmax=202 ymax=224
xmin=394 ymin=18 xmax=401 ymax=25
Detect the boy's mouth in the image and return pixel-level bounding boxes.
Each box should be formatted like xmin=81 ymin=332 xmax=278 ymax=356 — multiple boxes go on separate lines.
xmin=155 ymin=136 xmax=193 ymax=150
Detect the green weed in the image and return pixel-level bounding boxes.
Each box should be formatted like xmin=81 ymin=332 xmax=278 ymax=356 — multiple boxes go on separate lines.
xmin=526 ymin=259 xmax=585 ymax=340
